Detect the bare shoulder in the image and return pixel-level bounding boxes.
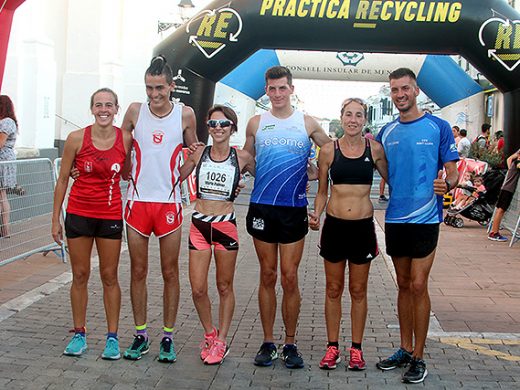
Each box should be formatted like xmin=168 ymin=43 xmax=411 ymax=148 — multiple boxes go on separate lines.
xmin=182 ymin=104 xmax=195 ymax=117
xmin=368 ymin=138 xmax=383 ymax=151
xmin=126 ymin=102 xmax=141 ymax=117
xmin=246 ymin=114 xmax=261 ymax=131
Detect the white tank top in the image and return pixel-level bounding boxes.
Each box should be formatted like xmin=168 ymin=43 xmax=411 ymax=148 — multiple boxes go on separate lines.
xmin=128 ymin=103 xmax=184 ymax=203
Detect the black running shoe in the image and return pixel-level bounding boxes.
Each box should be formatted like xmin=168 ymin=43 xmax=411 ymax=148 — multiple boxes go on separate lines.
xmin=376 ymin=347 xmax=412 ymax=370
xmin=402 ymin=358 xmax=428 ymax=384
xmin=254 ymin=342 xmax=278 ymax=366
xmin=280 ymin=344 xmax=304 ymax=369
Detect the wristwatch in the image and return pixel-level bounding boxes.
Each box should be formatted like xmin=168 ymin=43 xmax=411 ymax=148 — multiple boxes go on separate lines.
xmin=445 ymin=179 xmax=451 ymax=192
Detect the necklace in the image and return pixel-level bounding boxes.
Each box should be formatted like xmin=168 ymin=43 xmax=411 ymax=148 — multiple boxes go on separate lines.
xmin=149 ymin=103 xmax=173 ymax=118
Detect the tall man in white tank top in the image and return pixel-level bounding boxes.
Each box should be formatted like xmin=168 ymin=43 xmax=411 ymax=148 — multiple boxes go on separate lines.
xmin=121 ymin=56 xmax=199 ymax=363
xmin=244 ymin=66 xmax=331 ymax=368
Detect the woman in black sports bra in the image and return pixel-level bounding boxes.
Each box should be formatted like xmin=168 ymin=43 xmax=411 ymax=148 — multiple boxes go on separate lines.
xmin=309 ymin=98 xmax=387 ymax=371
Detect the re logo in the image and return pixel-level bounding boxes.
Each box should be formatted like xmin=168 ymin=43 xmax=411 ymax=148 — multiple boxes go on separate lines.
xmin=479 ymin=17 xmax=520 ymax=71
xmin=186 ymin=8 xmax=243 ymax=59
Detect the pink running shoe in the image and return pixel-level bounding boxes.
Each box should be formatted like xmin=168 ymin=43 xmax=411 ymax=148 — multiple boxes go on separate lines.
xmin=200 ymin=327 xmax=217 ymax=361
xmin=348 ymin=347 xmax=366 ymax=370
xmin=204 ymin=339 xmax=229 ymax=365
xmin=319 ymin=346 xmax=341 ymax=370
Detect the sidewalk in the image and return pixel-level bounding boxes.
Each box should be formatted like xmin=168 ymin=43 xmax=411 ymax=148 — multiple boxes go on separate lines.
xmin=0 ymin=202 xmax=519 ymax=389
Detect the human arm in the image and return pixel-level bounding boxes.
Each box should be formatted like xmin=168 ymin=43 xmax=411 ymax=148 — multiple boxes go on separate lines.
xmin=120 ymin=103 xmax=140 ymax=180
xmin=370 ymin=139 xmax=388 ymax=182
xmin=243 ymin=115 xmax=260 ymax=157
xmin=0 ymin=118 xmax=16 ymax=148
xmin=506 ymin=149 xmax=520 ymax=168
xmin=305 ymin=114 xmax=332 ymax=148
xmin=237 ymin=149 xmax=255 ymax=176
xmin=433 ymin=161 xmax=459 ymax=195
xmin=0 ymin=132 xmax=7 ymax=149
xmin=182 ymin=105 xmax=198 ymax=146
xmin=51 ymin=130 xmax=82 ymax=244
xmin=309 ymin=143 xmax=333 ymax=230
xmin=179 ymin=144 xmax=204 ymax=182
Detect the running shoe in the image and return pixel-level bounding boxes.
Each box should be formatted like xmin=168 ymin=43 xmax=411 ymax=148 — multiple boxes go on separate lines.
xmin=200 ymin=328 xmax=217 ymax=361
xmin=488 ymin=232 xmax=508 ymax=242
xmin=402 ymin=358 xmax=428 ymax=384
xmin=101 ymin=337 xmax=121 ymax=360
xmin=123 ymin=335 xmax=150 ymax=360
xmin=348 ymin=347 xmax=366 ymax=370
xmin=254 ymin=342 xmax=278 ymax=366
xmin=280 ymin=344 xmax=304 ymax=369
xmin=158 ymin=337 xmax=176 ymax=363
xmin=63 ymin=333 xmax=87 ymax=356
xmin=376 ymin=347 xmax=412 ymax=370
xmin=204 ymin=339 xmax=229 ymax=365
xmin=319 ymin=346 xmax=341 ymax=370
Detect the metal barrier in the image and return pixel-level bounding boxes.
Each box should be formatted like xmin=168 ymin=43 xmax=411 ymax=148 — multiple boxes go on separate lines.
xmin=0 ymin=158 xmax=65 ymax=266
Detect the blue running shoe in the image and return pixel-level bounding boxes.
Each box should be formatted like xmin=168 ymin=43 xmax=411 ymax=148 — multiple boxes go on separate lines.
xmin=158 ymin=337 xmax=176 ymax=363
xmin=281 ymin=344 xmax=304 ymax=369
xmin=376 ymin=347 xmax=412 ymax=370
xmin=63 ymin=333 xmax=87 ymax=356
xmin=101 ymin=337 xmax=121 ymax=360
xmin=254 ymin=342 xmax=278 ymax=366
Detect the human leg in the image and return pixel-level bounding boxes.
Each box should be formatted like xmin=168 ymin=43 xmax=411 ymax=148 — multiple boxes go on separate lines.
xmin=392 ymin=256 xmax=414 ymax=352
xmin=127 ymin=227 xmax=150 ymax=328
xmin=95 ymin=237 xmax=122 ymax=334
xmin=189 ymin=249 xmax=213 ymax=333
xmin=159 ymin=228 xmax=182 ymax=329
xmin=214 ymin=249 xmax=237 ymax=341
xmin=0 ymin=189 xmax=11 ymax=236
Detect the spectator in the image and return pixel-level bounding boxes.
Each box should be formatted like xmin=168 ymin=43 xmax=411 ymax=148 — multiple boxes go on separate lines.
xmin=457 ymin=129 xmax=471 ymax=158
xmin=452 ymin=125 xmax=461 ymax=145
xmin=0 ymin=95 xmax=18 ymax=238
xmin=475 ymin=123 xmax=491 ymax=149
xmin=488 ymin=149 xmax=520 ymax=242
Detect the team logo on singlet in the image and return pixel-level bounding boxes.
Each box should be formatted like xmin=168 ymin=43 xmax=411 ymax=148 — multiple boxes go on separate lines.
xmin=111 ymin=163 xmax=121 ymax=173
xmin=166 ymin=211 xmax=176 ymax=225
xmin=152 ymin=130 xmax=165 ymax=145
xmin=84 ymin=161 xmax=93 ymax=173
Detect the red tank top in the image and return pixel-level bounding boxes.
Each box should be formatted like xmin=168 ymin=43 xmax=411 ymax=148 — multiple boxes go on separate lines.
xmin=67 ymin=126 xmax=126 ymax=219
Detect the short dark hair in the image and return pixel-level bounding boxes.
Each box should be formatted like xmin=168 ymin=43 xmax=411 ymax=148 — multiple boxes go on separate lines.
xmin=207 ymin=104 xmax=238 ymax=134
xmin=389 ymin=67 xmax=417 ymax=82
xmin=452 ymin=125 xmax=460 ymax=131
xmin=459 ymin=129 xmax=467 ymax=136
xmin=481 ymin=123 xmax=491 ymax=133
xmin=265 ymin=66 xmax=293 ymax=85
xmin=90 ymin=88 xmax=119 ymax=109
xmin=146 ymin=55 xmax=174 ymax=84
xmin=0 ymin=95 xmax=17 ymax=126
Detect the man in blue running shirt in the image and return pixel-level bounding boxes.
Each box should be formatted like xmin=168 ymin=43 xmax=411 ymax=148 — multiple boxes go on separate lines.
xmin=244 ymin=66 xmax=330 ymax=369
xmin=375 ymin=68 xmax=459 ymax=384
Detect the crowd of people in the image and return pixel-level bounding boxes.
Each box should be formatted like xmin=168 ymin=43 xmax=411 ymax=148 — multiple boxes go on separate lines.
xmin=41 ymin=57 xmax=520 ymax=386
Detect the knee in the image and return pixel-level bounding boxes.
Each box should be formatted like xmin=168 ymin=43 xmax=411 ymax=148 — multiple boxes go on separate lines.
xmin=281 ymin=271 xmax=298 ymax=293
xmin=396 ymin=275 xmax=412 ymax=293
xmin=349 ymin=283 xmax=367 ymax=303
xmin=326 ymin=281 xmax=344 ymax=301
xmin=131 ymin=264 xmax=148 ymax=282
xmin=162 ymin=266 xmax=179 ymax=284
xmin=216 ymin=280 xmax=233 ymax=297
xmin=72 ymin=269 xmax=90 ymax=287
xmin=191 ymin=286 xmax=208 ymax=301
xmin=100 ymin=269 xmax=118 ymax=288
xmin=411 ymin=279 xmax=428 ymax=297
xmin=260 ymin=268 xmax=277 ymax=288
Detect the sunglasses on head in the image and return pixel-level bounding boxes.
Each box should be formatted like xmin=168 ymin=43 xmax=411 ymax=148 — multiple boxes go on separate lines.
xmin=207 ymin=119 xmax=233 ymax=128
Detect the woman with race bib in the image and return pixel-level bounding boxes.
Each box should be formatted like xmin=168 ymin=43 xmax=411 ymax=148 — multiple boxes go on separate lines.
xmin=181 ymin=105 xmax=254 ymax=365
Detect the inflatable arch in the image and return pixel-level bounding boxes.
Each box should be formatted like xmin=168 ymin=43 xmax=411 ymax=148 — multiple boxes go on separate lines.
xmin=155 ymin=0 xmax=520 ymax=154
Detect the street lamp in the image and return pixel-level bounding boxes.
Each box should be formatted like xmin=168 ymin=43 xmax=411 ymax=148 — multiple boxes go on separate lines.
xmin=157 ymin=0 xmax=195 ymax=34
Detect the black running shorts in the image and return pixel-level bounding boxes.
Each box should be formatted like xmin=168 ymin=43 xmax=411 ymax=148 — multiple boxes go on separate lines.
xmin=246 ymin=203 xmax=308 ymax=244
xmin=65 ymin=213 xmax=123 ymax=240
xmin=385 ymin=223 xmax=439 ymax=259
xmin=319 ymin=214 xmax=379 ymax=264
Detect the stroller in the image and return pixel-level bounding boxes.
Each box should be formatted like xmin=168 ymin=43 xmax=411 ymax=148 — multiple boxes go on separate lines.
xmin=443 ymin=164 xmax=505 ymax=228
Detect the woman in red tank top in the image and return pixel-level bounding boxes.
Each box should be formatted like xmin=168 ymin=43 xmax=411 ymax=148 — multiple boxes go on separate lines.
xmin=51 ymin=88 xmax=132 ymax=359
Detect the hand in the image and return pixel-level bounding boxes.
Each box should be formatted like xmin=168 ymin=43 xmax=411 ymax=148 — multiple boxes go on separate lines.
xmin=70 ymin=167 xmax=80 ymax=180
xmin=433 ymin=170 xmax=447 ymax=195
xmin=308 ymin=210 xmax=320 ymax=231
xmin=51 ymin=222 xmax=63 ymax=245
xmin=235 ymin=178 xmax=245 ymax=198
xmin=187 ymin=141 xmax=205 ymax=155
